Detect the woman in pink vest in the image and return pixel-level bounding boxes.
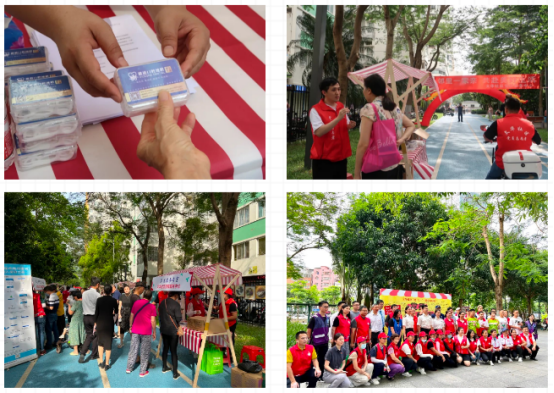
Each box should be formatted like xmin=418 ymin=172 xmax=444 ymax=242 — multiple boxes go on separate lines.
xmin=386 ymin=334 xmax=411 ymax=379
xmin=309 ymin=78 xmax=357 ymax=179
xmin=354 ymin=74 xmax=416 ymax=180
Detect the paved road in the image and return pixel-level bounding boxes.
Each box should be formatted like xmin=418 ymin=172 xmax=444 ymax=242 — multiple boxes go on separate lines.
xmin=359 ymin=335 xmax=548 ymax=388
xmin=4 ymin=327 xmax=231 ymax=388
xmin=418 ymin=113 xmax=548 ymax=180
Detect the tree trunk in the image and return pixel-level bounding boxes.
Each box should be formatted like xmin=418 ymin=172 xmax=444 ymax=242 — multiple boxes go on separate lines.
xmin=383 ymin=6 xmax=405 ymax=60
xmin=211 ymin=193 xmax=240 ymax=268
xmin=370 ymin=282 xmax=374 ymax=305
xmin=539 ymin=66 xmax=544 ymax=123
xmin=156 ymin=213 xmax=165 ymax=276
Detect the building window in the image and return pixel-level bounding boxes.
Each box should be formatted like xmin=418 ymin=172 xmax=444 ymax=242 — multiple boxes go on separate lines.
xmin=233 ymin=242 xmax=250 ymax=260
xmin=234 ymin=207 xmax=250 ymax=228
xmin=258 ymin=198 xmax=265 ymax=219
xmin=147 ymin=246 xmax=158 ymax=261
xmin=258 ymin=237 xmax=266 ymax=255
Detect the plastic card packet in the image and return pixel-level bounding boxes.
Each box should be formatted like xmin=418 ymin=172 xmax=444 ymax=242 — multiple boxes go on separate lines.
xmin=15 ymin=141 xmax=78 ymax=171
xmin=4 ymin=47 xmax=50 ymax=79
xmin=9 ymin=75 xmax=75 ymax=123
xmin=13 ymin=113 xmax=80 ymax=144
xmin=15 ymin=126 xmax=81 ymax=153
xmin=114 ymin=58 xmax=188 ymax=117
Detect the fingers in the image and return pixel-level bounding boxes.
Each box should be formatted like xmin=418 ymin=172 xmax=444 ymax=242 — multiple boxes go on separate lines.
xmin=156 ymin=90 xmax=177 ymax=132
xmin=180 ymin=112 xmax=196 ymax=137
xmin=155 ymin=13 xmax=180 ymax=57
xmin=91 ymin=19 xmax=128 ymax=69
xmin=180 ymin=28 xmax=210 ymax=78
xmin=74 ymin=43 xmax=122 ymax=102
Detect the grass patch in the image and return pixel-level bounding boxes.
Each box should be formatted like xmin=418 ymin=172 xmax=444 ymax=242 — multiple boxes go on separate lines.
xmin=235 ymin=323 xmax=265 ymax=360
xmin=481 ymin=114 xmax=503 ymax=121
xmin=287 ymin=129 xmax=360 ymax=180
xmin=287 ymin=321 xmax=307 ymax=349
xmin=537 ymin=128 xmax=548 ymax=143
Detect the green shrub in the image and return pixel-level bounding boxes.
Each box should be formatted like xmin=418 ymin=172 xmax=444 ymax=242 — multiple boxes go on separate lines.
xmin=471 ymin=109 xmax=487 ymax=114
xmin=287 ymin=321 xmax=307 ymax=348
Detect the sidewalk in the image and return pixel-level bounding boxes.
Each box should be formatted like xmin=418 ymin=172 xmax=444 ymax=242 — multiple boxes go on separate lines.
xmin=4 ymin=327 xmax=231 ymax=388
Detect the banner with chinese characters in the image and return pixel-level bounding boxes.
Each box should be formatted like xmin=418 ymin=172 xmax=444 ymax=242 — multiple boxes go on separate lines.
xmin=435 ymin=74 xmax=540 ymax=91
xmin=5 ymin=264 xmax=38 ymax=369
xmin=152 ymin=271 xmax=192 ymax=292
xmin=379 ymin=288 xmax=452 ymax=319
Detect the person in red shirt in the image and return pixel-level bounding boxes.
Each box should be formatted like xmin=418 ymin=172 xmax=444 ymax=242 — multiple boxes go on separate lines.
xmin=519 ymin=326 xmax=539 ymax=361
xmin=466 ymin=329 xmax=480 ymax=365
xmin=511 ymin=328 xmax=525 ymax=361
xmin=484 ymin=96 xmax=542 ymax=179
xmin=345 ymin=336 xmax=374 ymax=386
xmin=454 ymin=327 xmax=471 ymax=367
xmin=444 ymin=309 xmax=457 ymax=336
xmin=478 ymin=329 xmax=494 ymax=366
xmin=217 ymin=288 xmax=238 ymax=345
xmin=350 ymin=305 xmax=370 ymax=352
xmin=286 ymin=331 xmax=321 ymax=388
xmin=33 ymin=285 xmax=47 ymax=356
xmin=414 ymin=331 xmax=437 ymax=372
xmin=186 ymin=288 xmax=206 ymax=317
xmin=309 ymin=78 xmax=356 ymax=179
xmin=457 ymin=311 xmax=468 ymax=334
xmin=428 ymin=330 xmax=446 ymax=369
xmin=332 ymin=305 xmax=352 ymax=346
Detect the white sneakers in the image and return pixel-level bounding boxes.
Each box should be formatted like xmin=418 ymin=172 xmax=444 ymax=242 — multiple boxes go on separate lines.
xmin=476 ymin=361 xmax=480 ymax=366
xmin=490 ymin=360 xmax=494 ymax=366
xmin=417 ymin=367 xmax=427 ymax=375
xmin=508 ymin=358 xmax=513 ymax=362
xmin=498 ymin=359 xmax=502 ymax=364
xmin=518 ymin=357 xmax=523 ymax=362
xmin=370 ymin=378 xmax=380 ymax=385
xmin=402 ymin=372 xmax=412 ymax=378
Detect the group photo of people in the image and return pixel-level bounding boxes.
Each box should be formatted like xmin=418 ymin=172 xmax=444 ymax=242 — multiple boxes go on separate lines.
xmin=287 ymin=299 xmax=544 ymax=388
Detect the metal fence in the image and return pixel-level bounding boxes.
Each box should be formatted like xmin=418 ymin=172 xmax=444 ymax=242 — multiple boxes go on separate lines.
xmin=286 ymin=303 xmax=341 ymax=325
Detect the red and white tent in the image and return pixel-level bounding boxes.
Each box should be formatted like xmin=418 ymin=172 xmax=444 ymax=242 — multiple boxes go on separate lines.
xmin=158 ymin=263 xmax=243 ymax=287
xmin=348 ymin=59 xmax=441 ymax=100
xmin=380 ymin=288 xmax=452 ymax=300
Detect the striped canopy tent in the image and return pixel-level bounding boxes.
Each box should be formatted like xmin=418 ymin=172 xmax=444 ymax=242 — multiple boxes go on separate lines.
xmin=158 ymin=263 xmax=243 ymax=287
xmin=380 ymin=288 xmax=452 ymax=300
xmin=348 ymin=59 xmax=441 ymax=179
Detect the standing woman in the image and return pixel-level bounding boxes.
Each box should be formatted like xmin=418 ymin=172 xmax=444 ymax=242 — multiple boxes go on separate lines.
xmin=332 ymin=305 xmax=352 ymax=346
xmin=497 ymin=310 xmax=508 ymax=335
xmin=322 ymin=333 xmax=351 ymax=388
xmin=354 ymin=74 xmax=416 ymax=180
xmin=159 ymin=292 xmax=183 ymax=380
xmin=67 ymin=291 xmax=86 ymax=356
xmin=457 ymin=311 xmax=468 ymax=335
xmin=403 ymin=306 xmax=415 ymax=335
xmin=387 ymin=309 xmax=405 ymax=343
xmin=444 ymin=309 xmax=457 ymax=337
xmin=118 ymin=285 xmax=132 ymax=349
xmin=525 ymin=314 xmax=538 ymax=342
xmin=510 ymin=310 xmax=523 ymax=335
xmin=488 ymin=106 xmax=494 ymax=121
xmin=32 ymin=284 xmax=47 ymax=356
xmin=431 ymin=312 xmax=445 ymax=332
xmin=454 ymin=327 xmax=472 ymax=367
xmin=94 ymin=284 xmax=119 ymax=370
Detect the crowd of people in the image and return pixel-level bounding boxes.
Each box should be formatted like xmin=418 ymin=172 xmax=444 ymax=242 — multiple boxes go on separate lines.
xmin=33 ymin=278 xmax=239 ymax=380
xmin=287 ymin=300 xmax=541 ymax=388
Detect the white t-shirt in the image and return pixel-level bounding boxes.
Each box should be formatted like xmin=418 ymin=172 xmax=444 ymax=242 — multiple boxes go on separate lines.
xmin=418 ymin=314 xmax=433 ymax=329
xmin=432 ymin=317 xmax=445 ymax=331
xmin=309 ymin=104 xmax=350 ymax=133
xmin=401 ymin=342 xmax=412 ymax=356
xmin=510 ymin=316 xmax=523 ymax=333
xmin=403 ymin=314 xmax=414 ymax=329
xmin=497 ymin=316 xmax=508 ymax=332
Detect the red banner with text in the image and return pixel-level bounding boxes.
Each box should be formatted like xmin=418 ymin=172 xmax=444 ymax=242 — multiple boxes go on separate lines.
xmin=435 ymin=74 xmax=540 ymax=90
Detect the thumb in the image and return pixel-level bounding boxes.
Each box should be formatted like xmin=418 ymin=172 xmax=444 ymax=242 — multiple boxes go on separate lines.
xmin=155 ymin=15 xmax=180 ymax=57
xmin=180 ymin=112 xmax=196 ymax=137
xmin=92 ymin=20 xmax=128 ymax=68
xmin=157 ymin=90 xmax=177 ymax=132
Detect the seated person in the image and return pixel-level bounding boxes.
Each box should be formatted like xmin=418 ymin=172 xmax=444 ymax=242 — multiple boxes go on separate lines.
xmin=287 ymin=331 xmax=321 ymax=388
xmin=345 ymin=336 xmax=374 ymax=387
xmin=519 ymin=326 xmax=539 ymax=361
xmin=484 ymin=96 xmax=541 ymax=179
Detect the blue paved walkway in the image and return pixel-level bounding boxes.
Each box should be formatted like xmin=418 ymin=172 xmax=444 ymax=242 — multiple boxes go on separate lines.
xmin=4 ymin=327 xmax=231 ymax=388
xmin=417 ymin=113 xmax=548 ymax=180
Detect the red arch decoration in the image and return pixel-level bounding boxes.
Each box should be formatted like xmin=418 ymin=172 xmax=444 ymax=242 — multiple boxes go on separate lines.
xmin=421 ymin=89 xmax=507 ymax=127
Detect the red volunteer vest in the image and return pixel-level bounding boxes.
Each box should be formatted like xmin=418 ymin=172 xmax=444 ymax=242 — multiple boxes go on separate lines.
xmin=479 ymin=336 xmax=491 ymax=350
xmin=444 ymin=318 xmax=456 ymax=335
xmin=345 ymin=347 xmax=364 ymax=377
xmin=289 ymin=344 xmax=315 ymax=377
xmin=335 ymin=314 xmax=351 ymax=340
xmin=513 ymin=335 xmax=524 ymax=347
xmin=403 ymin=340 xmax=417 ymax=360
xmin=477 ymin=319 xmax=487 ymax=337
xmin=417 ymin=340 xmax=433 ymax=356
xmin=219 ymin=298 xmax=237 ymax=327
xmin=435 ymin=338 xmax=446 ymax=352
xmin=191 ymin=298 xmax=206 ymax=317
xmin=354 ymin=315 xmax=370 ymax=341
xmin=520 ymin=333 xmax=534 ymax=346
xmin=458 ymin=319 xmax=468 ymax=334
xmin=309 ymin=99 xmax=351 ymax=162
xmin=374 ymin=344 xmax=387 ymax=362
xmin=495 ymin=114 xmax=535 ymax=169
xmin=469 ymin=339 xmax=478 ymax=353
xmin=454 ymin=335 xmax=469 ymax=354
xmin=386 ymin=343 xmax=401 ymax=365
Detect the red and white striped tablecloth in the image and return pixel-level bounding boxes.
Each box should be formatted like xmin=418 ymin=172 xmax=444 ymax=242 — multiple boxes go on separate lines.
xmin=406 ymin=141 xmax=435 ymax=180
xmin=179 ymin=324 xmax=227 ymax=354
xmin=4 ymin=5 xmax=265 ymax=180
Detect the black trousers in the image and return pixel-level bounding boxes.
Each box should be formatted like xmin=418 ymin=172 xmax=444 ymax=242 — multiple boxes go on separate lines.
xmin=421 ymin=328 xmax=431 ymax=335
xmin=57 ymin=315 xmax=66 ymax=340
xmin=312 ymin=158 xmax=347 ymax=180
xmin=491 ymin=351 xmax=502 ymax=363
xmin=370 ymin=332 xmax=380 ymax=347
xmin=230 ymin=323 xmax=237 ymax=346
xmin=162 ymin=334 xmax=179 ymax=374
xmin=67 ymin=307 xmax=72 ymax=325
xmin=480 ymin=351 xmax=491 ymax=362
xmin=401 ymin=357 xmax=417 ymax=372
xmin=417 ymin=357 xmax=436 ymax=371
xmin=521 ymin=346 xmax=539 ymax=359
xmin=432 ymin=355 xmax=445 ymax=369
xmin=458 ymin=113 xmax=463 ymax=122
xmin=80 ymin=315 xmax=98 ymax=358
xmin=362 ymin=164 xmax=404 ymax=180
xmin=287 ymin=367 xmax=317 ymax=388
xmin=313 ymin=344 xmax=328 ymax=375
xmin=371 ymin=362 xmax=385 ymax=379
